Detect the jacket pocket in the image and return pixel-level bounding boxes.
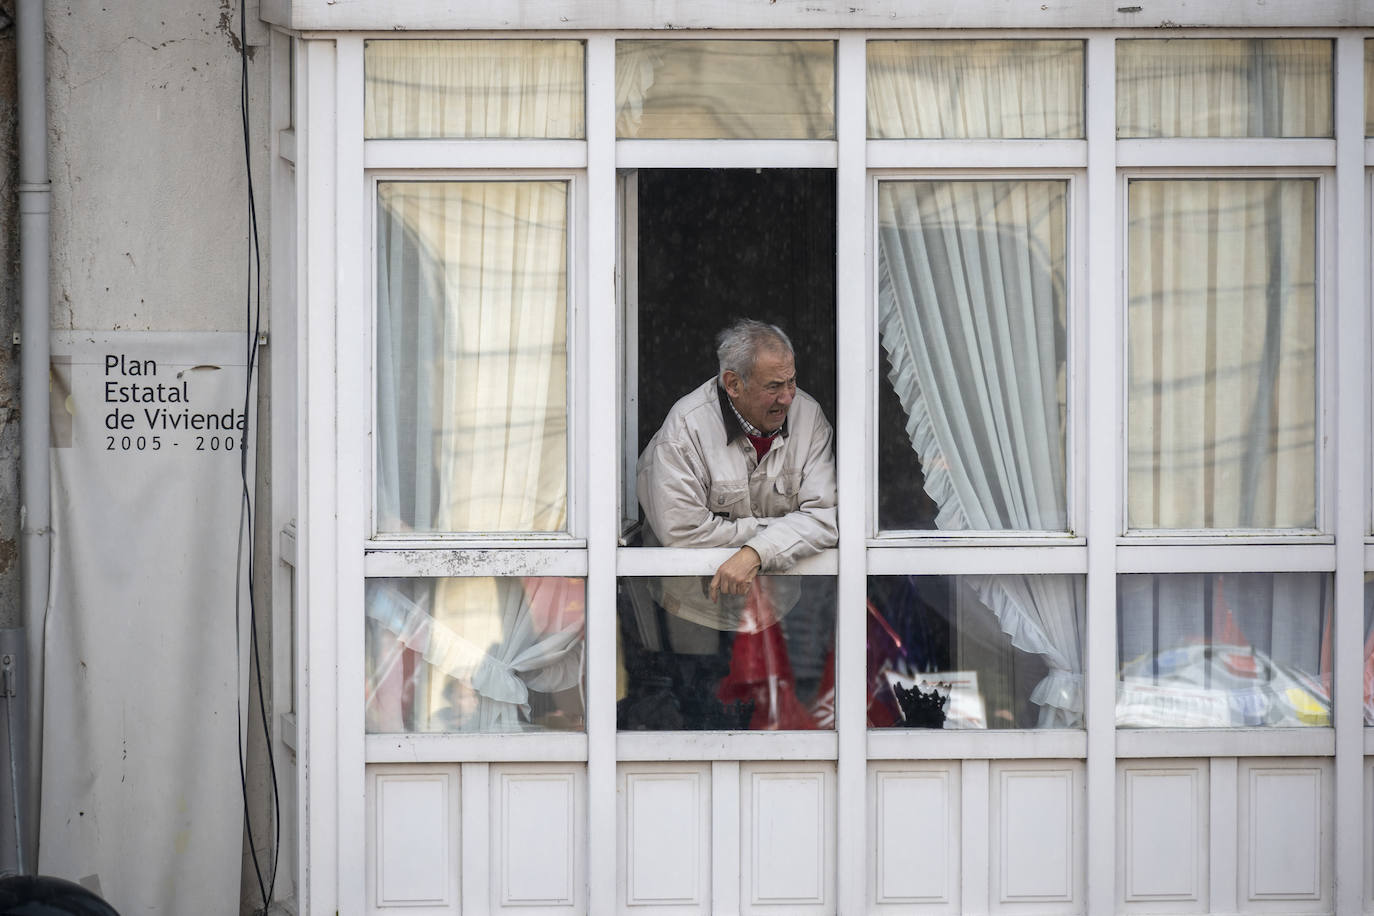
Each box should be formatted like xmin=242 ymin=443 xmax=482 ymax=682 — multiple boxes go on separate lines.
xmin=774 ymin=471 xmax=801 ymax=496
xmin=771 ymin=471 xmax=802 ymax=510
xmin=708 ymin=480 xmax=749 ymax=518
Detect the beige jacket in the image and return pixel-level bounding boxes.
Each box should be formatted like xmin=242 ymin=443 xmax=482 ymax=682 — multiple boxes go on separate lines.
xmin=636 ymin=379 xmax=837 ymax=627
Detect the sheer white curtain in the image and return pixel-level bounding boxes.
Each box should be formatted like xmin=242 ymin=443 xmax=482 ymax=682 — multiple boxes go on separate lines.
xmin=366 ymin=578 xmax=585 ymax=733
xmin=1126 ymin=179 xmax=1316 ymax=530
xmin=364 ymin=39 xmax=584 ymax=139
xmin=867 ymin=40 xmax=1083 ymax=139
xmin=877 ymin=180 xmax=1083 ymax=726
xmin=1117 ymin=38 xmax=1332 ymax=138
xmin=370 ymin=180 xmax=574 ymax=732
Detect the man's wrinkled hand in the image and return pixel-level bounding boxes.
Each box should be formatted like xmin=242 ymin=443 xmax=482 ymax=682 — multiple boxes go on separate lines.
xmin=708 ymin=546 xmax=762 ymax=602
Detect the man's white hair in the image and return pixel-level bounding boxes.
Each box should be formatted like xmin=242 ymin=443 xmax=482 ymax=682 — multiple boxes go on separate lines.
xmin=716 ymin=319 xmax=793 ymax=384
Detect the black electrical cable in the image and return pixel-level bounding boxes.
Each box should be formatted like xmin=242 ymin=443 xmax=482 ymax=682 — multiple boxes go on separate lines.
xmin=235 ymin=2 xmax=281 ymax=912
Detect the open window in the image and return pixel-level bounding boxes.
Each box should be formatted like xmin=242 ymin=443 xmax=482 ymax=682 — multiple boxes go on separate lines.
xmin=616 ymin=167 xmax=837 ymax=731
xmin=619 ymin=167 xmax=837 ymax=540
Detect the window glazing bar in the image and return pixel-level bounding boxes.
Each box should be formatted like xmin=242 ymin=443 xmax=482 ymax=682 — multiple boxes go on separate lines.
xmin=363 ymin=139 xmax=588 ymax=169
xmin=615 ymin=139 xmax=836 ymax=169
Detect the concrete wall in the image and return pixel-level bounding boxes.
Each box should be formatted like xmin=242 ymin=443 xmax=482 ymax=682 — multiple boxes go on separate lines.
xmin=47 ymin=0 xmax=267 ymax=333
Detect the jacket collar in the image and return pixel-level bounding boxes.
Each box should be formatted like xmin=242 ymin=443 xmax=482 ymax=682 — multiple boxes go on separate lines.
xmin=716 ymin=382 xmax=790 ymax=443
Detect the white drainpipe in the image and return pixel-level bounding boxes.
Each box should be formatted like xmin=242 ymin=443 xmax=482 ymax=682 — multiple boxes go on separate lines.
xmin=14 ymin=0 xmax=50 ymax=875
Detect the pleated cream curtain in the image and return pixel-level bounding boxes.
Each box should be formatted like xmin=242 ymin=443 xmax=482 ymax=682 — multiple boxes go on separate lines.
xmin=877 ymin=180 xmax=1083 ymax=727
xmin=1126 ymin=179 xmax=1316 ymax=530
xmin=376 ymin=180 xmax=568 ymax=533
xmin=364 ymin=39 xmax=585 ymax=139
xmin=1366 ymin=40 xmax=1374 ymax=137
xmin=370 ymin=180 xmax=575 ymax=733
xmin=614 ymin=39 xmax=835 ymax=139
xmin=866 ymin=40 xmax=1083 ymax=139
xmin=1117 ymin=38 xmax=1332 ymax=138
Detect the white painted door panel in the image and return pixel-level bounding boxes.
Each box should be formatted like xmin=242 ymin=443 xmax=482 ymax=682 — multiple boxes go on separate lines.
xmin=740 ymin=763 xmax=836 ymax=916
xmin=491 ymin=765 xmax=587 ymax=914
xmin=618 ymin=765 xmax=711 ymax=914
xmin=989 ymin=761 xmax=1085 ymax=914
xmin=1365 ymin=757 xmax=1373 ymax=914
xmin=1118 ymin=761 xmax=1208 ymax=913
xmin=869 ymin=763 xmax=961 ymax=914
xmin=367 ymin=765 xmax=462 ymax=914
xmin=1237 ymin=759 xmax=1331 ymax=913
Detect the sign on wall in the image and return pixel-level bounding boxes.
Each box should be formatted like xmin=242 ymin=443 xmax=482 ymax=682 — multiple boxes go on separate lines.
xmin=41 ymin=331 xmax=254 ymax=916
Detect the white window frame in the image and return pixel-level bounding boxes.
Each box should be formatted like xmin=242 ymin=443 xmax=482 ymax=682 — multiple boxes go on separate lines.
xmin=866 ymin=168 xmax=1088 ymax=544
xmin=364 ymin=168 xmax=589 ymax=547
xmin=278 ymin=25 xmax=1373 ymax=916
xmin=1115 ymin=165 xmax=1336 ymax=544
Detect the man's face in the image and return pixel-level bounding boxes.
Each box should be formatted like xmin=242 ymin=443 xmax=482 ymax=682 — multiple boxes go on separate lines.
xmin=724 ymin=347 xmax=797 ymax=433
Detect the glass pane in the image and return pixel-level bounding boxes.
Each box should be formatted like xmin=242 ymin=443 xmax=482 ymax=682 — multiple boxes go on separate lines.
xmin=1365 ymin=575 xmax=1374 ymax=725
xmin=1117 ymin=39 xmax=1332 ymax=138
xmin=617 ymin=576 xmax=836 ymax=730
xmin=376 ymin=181 xmax=568 ymax=534
xmin=1366 ymin=40 xmax=1374 ymax=137
xmin=1118 ymin=573 xmax=1331 ymax=728
xmin=616 ymin=40 xmax=834 ymax=139
xmin=867 ymin=40 xmax=1083 ymax=139
xmin=876 ymin=180 xmax=1068 ymax=532
xmin=364 ymin=39 xmax=585 ymax=139
xmin=366 ymin=577 xmax=585 ymax=733
xmin=1126 ymin=179 xmax=1316 ymax=531
xmin=867 ymin=575 xmax=1085 ymax=729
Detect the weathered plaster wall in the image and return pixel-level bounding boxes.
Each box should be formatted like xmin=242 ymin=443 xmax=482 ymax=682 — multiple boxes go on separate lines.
xmin=38 ymin=3 xmax=277 ymax=913
xmin=47 ymin=0 xmax=267 ymax=333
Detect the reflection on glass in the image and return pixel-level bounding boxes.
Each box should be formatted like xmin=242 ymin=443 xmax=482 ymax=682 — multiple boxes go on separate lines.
xmin=876 ymin=180 xmax=1068 ymax=532
xmin=366 ymin=577 xmax=585 ymax=733
xmin=364 ymin=39 xmax=585 ymax=139
xmin=616 ymin=40 xmax=835 ymax=139
xmin=617 ymin=576 xmax=836 ymax=731
xmin=1126 ymin=179 xmax=1316 ymax=530
xmin=1118 ymin=573 xmax=1331 ymax=728
xmin=1117 ymin=39 xmax=1332 ymax=138
xmin=867 ymin=575 xmax=1085 ymax=729
xmin=376 ymin=181 xmax=568 ymax=534
xmin=1364 ymin=576 xmax=1373 ymax=726
xmin=867 ymin=40 xmax=1083 ymax=139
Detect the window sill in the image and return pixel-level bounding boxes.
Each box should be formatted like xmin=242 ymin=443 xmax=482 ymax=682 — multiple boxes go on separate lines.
xmin=869 ymin=532 xmax=1084 ymax=548
xmin=616 ymin=547 xmax=837 ymax=576
xmin=867 ymin=728 xmax=1086 ymax=760
xmin=1118 ymin=531 xmax=1332 ymax=546
xmin=368 ymin=535 xmax=586 ymax=549
xmin=617 ymin=730 xmax=837 ymax=761
xmin=1116 ymin=727 xmax=1334 ymax=758
xmin=365 ymin=546 xmax=588 ymax=577
xmin=367 ymin=731 xmax=588 ymax=763
xmin=1115 ymin=542 xmax=1336 ymax=573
